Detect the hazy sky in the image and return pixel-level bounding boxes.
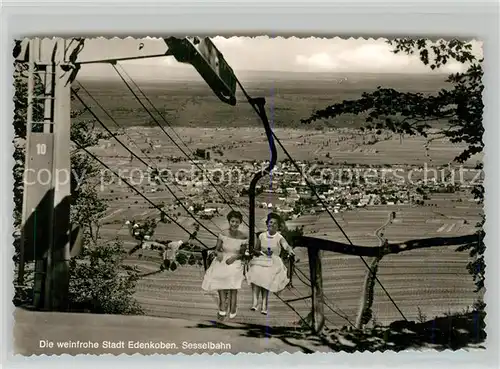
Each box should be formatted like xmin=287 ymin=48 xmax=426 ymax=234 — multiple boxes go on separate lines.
xmin=75 ymin=36 xmax=483 ymax=80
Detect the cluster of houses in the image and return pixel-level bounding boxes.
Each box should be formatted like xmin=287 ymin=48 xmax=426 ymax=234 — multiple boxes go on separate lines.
xmin=137 ymin=158 xmax=470 ymax=219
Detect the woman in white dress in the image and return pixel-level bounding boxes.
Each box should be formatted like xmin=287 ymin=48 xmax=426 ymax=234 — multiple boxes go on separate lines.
xmin=202 ymin=211 xmax=247 ymax=319
xmin=246 ymin=213 xmax=295 ymax=315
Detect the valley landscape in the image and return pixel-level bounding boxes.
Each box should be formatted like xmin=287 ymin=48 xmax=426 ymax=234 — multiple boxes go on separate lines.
xmin=74 ymin=70 xmax=484 ymax=333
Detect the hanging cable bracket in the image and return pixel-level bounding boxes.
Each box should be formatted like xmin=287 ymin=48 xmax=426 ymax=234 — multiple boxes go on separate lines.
xmin=247 ymin=97 xmax=278 ymax=253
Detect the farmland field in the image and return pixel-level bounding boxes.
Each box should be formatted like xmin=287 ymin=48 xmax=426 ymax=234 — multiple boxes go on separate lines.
xmin=96 ymin=189 xmax=482 ymax=327
xmin=79 ymin=73 xmax=484 ymax=328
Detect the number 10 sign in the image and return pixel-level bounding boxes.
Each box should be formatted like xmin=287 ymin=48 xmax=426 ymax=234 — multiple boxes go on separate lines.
xmin=22 ymin=133 xmax=55 ymax=261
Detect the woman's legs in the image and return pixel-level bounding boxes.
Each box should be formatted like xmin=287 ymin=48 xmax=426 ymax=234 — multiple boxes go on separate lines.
xmin=260 ymin=287 xmax=270 ymax=313
xmin=229 ymin=289 xmax=238 ymax=315
xmin=251 ymin=284 xmax=260 ymax=310
xmin=218 ymin=290 xmax=228 ymax=313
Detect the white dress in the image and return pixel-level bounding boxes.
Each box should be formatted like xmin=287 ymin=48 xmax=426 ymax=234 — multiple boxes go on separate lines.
xmin=201 ymin=233 xmax=246 ymax=291
xmin=246 ymin=232 xmax=290 ymax=292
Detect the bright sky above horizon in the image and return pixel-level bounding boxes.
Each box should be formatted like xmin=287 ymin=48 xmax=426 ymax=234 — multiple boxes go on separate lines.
xmin=75 ymin=36 xmax=483 ymax=80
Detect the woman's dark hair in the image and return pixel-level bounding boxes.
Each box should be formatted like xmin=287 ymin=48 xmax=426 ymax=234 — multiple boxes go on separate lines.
xmin=227 ymin=210 xmax=243 ymax=222
xmin=266 ymin=212 xmax=282 ymax=227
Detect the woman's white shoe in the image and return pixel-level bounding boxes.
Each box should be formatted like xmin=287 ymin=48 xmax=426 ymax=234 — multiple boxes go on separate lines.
xmin=229 ymin=309 xmax=238 ymax=319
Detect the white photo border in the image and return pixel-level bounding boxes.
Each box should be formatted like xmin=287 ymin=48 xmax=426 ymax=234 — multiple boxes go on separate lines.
xmin=1 ymin=0 xmax=498 ymax=368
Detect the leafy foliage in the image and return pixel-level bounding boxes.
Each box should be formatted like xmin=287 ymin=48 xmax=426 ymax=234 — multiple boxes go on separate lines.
xmin=161 ymin=243 xmax=207 ymax=271
xmin=68 ymin=240 xmax=143 ymax=314
xmin=303 ymin=39 xmax=483 ymax=166
xmin=456 ymin=215 xmax=486 ymax=293
xmin=127 ymin=218 xmax=158 ymax=241
xmin=360 ymin=256 xmax=382 ymax=327
xmin=302 ymin=38 xmax=485 ymax=295
xmin=125 ymin=219 xmax=208 ymax=272
xmin=69 ymin=89 xmax=110 ymax=241
xmin=281 ymin=225 xmax=305 ymax=247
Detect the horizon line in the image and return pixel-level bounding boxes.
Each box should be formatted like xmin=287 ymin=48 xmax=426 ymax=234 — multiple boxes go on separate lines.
xmin=76 ymin=68 xmax=451 ymax=82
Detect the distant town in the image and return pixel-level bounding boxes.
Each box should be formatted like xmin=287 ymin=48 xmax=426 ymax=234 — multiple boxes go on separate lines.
xmin=107 ymin=150 xmax=483 ymax=223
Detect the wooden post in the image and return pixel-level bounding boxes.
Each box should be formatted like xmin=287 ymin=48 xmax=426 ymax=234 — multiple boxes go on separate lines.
xmin=13 ymin=36 xmax=244 ymax=311
xmin=21 ymin=38 xmax=58 ymax=309
xmin=355 ymin=256 xmax=382 ymax=329
xmin=307 ymin=246 xmax=325 ymax=333
xmin=44 ymin=39 xmax=72 ymax=311
xmin=33 ymin=259 xmax=46 ymax=308
xmin=288 ymin=254 xmax=295 ymax=287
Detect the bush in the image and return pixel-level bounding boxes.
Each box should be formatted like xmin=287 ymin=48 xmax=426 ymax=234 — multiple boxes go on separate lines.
xmin=68 ymin=240 xmax=144 ymax=315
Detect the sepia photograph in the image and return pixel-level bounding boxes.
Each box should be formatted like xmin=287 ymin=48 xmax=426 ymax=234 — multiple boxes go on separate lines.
xmin=11 ymin=35 xmax=485 ymax=355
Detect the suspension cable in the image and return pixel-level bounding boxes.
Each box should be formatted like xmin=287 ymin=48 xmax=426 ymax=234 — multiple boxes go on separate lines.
xmin=73 ymin=89 xmax=219 ymax=239
xmin=114 ymin=63 xmax=248 ymax=219
xmin=75 ymin=45 xmax=406 ymax=324
xmin=271 ymin=132 xmax=407 ymax=322
xmin=74 ymin=82 xmax=223 ymax=234
xmin=71 ymin=140 xmax=213 ymax=249
xmin=293 ymin=266 xmax=355 ymax=327
xmin=232 ymin=78 xmax=408 ymax=322
xmin=111 ymin=63 xmax=249 ymax=225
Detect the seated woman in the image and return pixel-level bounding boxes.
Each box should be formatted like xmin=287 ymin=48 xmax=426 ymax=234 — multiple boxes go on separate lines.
xmin=246 ymin=212 xmax=295 ymax=315
xmin=201 ymin=211 xmax=247 ymax=319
